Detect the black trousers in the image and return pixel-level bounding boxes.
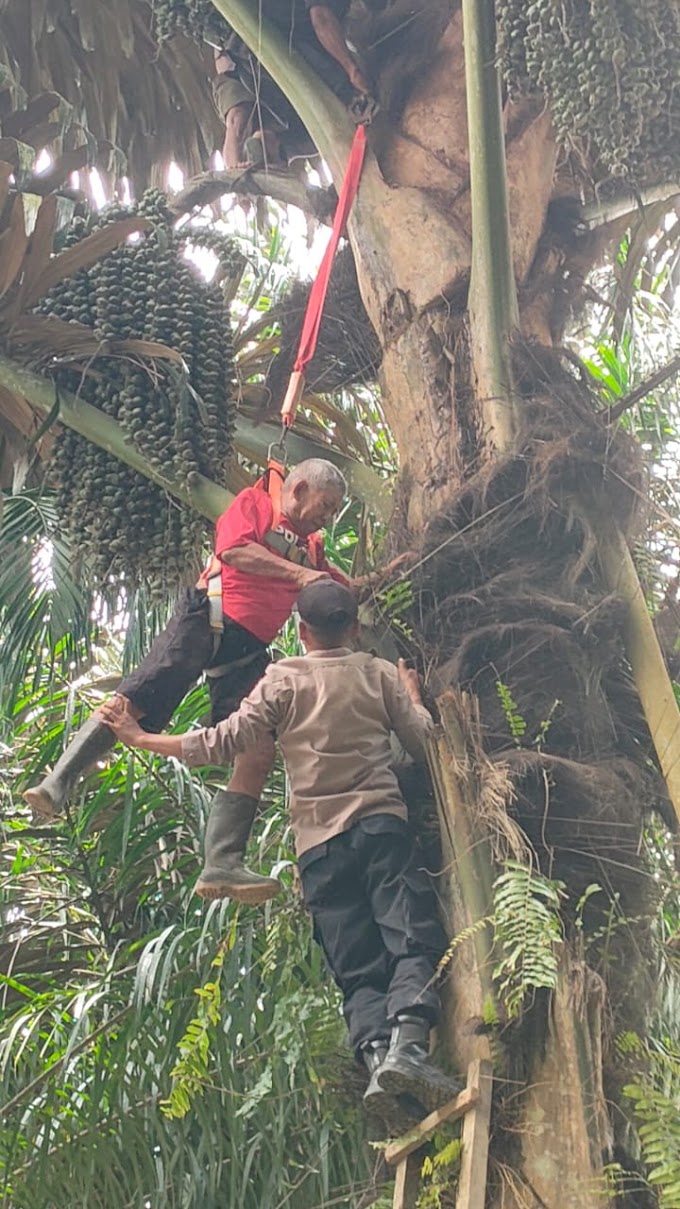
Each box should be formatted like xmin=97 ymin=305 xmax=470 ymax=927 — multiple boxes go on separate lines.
xmin=299 ymin=815 xmax=446 ymax=1054
xmin=119 ymin=588 xmax=269 ymax=731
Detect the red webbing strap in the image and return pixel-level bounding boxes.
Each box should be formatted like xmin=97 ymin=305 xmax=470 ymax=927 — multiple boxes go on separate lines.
xmin=280 ymin=125 xmax=368 ymax=429
xmin=255 ymin=456 xmax=286 ymax=526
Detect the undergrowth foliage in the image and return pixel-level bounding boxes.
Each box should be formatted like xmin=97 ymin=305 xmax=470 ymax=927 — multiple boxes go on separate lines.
xmin=0 ymin=610 xmax=371 ymax=1208
xmin=619 ymin=1033 xmax=680 ymax=1208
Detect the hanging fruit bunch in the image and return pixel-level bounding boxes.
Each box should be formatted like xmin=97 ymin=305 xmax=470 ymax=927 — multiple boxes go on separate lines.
xmin=37 ymin=189 xmax=240 ymax=593
xmin=151 ymin=0 xmax=232 ymax=48
xmin=496 ymin=0 xmax=680 ymax=180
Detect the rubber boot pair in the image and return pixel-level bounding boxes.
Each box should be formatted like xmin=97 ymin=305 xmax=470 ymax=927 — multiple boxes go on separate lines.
xmin=363 ymin=1014 xmax=461 ymax=1128
xmin=24 ymin=720 xmax=281 ymax=906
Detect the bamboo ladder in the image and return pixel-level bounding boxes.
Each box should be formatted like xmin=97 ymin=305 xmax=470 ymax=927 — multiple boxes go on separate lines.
xmin=384 ymin=1060 xmax=493 ymax=1209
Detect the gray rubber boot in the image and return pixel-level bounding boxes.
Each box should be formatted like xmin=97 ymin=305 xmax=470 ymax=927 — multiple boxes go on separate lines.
xmin=194 ymin=790 xmax=282 ymax=905
xmin=23 ymin=716 xmax=115 ymax=820
xmin=375 ymin=1014 xmax=462 ymax=1116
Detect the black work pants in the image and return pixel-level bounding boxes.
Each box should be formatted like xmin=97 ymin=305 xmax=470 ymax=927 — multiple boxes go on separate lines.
xmin=119 ymin=588 xmax=268 ymax=731
xmin=299 ymin=815 xmax=446 ymax=1054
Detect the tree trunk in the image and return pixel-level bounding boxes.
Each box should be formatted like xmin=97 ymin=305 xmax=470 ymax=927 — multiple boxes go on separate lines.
xmin=338 ymin=11 xmax=667 ymax=1209
xmin=207 ymin=1 xmax=677 ymax=1203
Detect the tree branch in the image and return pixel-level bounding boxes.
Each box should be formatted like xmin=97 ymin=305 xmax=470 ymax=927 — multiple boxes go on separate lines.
xmin=582 ymin=180 xmax=680 ymax=230
xmin=170 ymin=169 xmax=336 ymax=225
xmin=0 ymin=354 xmax=392 ymax=521
xmin=607 ymin=354 xmax=680 ymax=422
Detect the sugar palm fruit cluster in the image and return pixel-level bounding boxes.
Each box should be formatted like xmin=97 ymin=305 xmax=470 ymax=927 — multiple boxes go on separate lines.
xmin=496 ymin=0 xmax=680 ymax=179
xmin=152 ymin=0 xmax=231 ymax=48
xmin=39 ymin=189 xmax=239 ymax=593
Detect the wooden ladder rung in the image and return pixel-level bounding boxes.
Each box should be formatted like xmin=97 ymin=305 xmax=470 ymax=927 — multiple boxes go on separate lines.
xmin=385 ymin=1083 xmax=480 ymax=1167
xmin=386 ymin=1059 xmax=493 ymax=1209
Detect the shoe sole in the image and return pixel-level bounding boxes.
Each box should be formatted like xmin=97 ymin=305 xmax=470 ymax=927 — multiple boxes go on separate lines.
xmin=363 ymin=1087 xmax=422 ymax=1140
xmin=377 ymin=1067 xmax=463 ymax=1117
xmin=194 ymin=878 xmax=281 ymax=905
xmin=23 ymin=787 xmax=60 ymax=821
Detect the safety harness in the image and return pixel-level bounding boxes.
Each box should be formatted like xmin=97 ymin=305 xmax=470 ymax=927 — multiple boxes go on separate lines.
xmin=197 ymin=447 xmax=289 ymax=636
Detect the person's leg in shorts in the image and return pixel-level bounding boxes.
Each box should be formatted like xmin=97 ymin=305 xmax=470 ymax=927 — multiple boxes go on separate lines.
xmin=213 ymin=50 xmax=286 ymax=168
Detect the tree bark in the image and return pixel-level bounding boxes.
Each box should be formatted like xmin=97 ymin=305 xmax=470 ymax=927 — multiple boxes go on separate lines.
xmin=204 ymin=4 xmax=677 ymax=1205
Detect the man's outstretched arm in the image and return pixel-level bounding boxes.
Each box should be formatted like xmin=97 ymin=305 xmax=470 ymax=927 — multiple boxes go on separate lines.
xmin=99 ymin=675 xmax=288 ymax=765
xmin=308 ymin=4 xmax=371 ymax=93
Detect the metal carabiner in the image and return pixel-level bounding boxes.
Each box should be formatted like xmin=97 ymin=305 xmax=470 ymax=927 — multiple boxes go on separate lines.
xmin=267 ymin=425 xmax=288 ymax=466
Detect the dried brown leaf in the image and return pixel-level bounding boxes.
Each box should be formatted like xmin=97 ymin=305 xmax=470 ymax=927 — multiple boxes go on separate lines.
xmin=1 ymin=93 xmax=63 ymax=139
xmin=0 ymin=195 xmax=28 ymax=299
xmin=13 ymin=194 xmax=59 ymax=320
xmin=0 ymin=382 xmax=43 ymax=441
xmin=8 ymin=313 xmax=104 ymax=355
xmin=8 ymin=315 xmax=186 ymax=372
xmin=0 ymin=137 xmax=35 ymax=175
xmin=117 ymin=338 xmax=184 ymax=364
xmin=0 ymin=161 xmax=13 ymax=212
xmin=21 ymin=147 xmax=90 ymax=196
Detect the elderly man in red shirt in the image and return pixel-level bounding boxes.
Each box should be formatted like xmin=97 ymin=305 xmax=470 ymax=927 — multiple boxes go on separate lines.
xmin=25 ymin=458 xmax=405 ymax=904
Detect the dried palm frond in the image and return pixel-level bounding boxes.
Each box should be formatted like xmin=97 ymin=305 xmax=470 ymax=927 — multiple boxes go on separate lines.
xmin=0 ymin=0 xmax=221 ymax=191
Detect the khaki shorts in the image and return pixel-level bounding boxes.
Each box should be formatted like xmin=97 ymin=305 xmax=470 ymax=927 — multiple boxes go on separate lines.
xmin=212 ymin=68 xmax=287 ymax=130
xmin=212 ymin=71 xmax=254 ymax=120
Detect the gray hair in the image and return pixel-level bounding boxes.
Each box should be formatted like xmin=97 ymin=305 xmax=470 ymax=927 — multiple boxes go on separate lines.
xmin=285 ymin=458 xmax=347 ymax=497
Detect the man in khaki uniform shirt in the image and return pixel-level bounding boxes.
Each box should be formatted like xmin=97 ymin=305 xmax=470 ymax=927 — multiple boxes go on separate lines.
xmin=101 ymin=581 xmax=460 ymax=1128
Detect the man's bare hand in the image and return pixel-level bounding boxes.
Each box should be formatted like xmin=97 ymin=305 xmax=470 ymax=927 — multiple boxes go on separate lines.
xmin=351 ymin=550 xmax=417 ymax=595
xmin=382 ymin=550 xmax=417 ymax=578
xmin=295 ymin=567 xmax=333 ymax=590
xmin=98 ymin=697 xmax=146 ymax=747
xmin=348 ymin=64 xmax=372 ymax=94
xmin=397 ymin=658 xmax=423 ymax=705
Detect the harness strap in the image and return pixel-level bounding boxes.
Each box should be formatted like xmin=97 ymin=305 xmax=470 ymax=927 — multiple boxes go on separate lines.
xmin=255 ymin=453 xmax=286 ymax=526
xmin=205 ymin=647 xmax=264 ymax=679
xmin=198 ymin=454 xmax=292 ymax=635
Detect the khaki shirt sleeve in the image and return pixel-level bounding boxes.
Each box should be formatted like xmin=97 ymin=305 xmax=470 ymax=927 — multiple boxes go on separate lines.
xmin=382 ymin=665 xmax=435 ymax=762
xmin=181 ymin=668 xmax=290 ymax=767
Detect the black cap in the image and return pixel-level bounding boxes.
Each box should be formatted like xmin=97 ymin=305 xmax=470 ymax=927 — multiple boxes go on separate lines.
xmin=297 ymin=580 xmax=358 ymax=631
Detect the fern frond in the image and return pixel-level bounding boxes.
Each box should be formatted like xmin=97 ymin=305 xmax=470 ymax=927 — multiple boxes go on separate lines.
xmin=492 ymin=860 xmax=565 ymax=1018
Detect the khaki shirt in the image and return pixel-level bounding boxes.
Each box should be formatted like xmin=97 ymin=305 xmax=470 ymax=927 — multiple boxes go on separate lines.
xmin=181 ymin=649 xmax=434 ymax=856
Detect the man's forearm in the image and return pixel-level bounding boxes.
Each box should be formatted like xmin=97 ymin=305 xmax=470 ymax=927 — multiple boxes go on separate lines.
xmin=309 ymin=5 xmax=357 ymax=78
xmin=220 ymin=542 xmax=303 ymax=584
xmin=128 ymin=732 xmax=185 ymax=759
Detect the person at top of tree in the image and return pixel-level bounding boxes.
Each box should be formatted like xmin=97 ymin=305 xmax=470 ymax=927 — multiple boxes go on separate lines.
xmin=212 ymin=0 xmax=374 ymax=169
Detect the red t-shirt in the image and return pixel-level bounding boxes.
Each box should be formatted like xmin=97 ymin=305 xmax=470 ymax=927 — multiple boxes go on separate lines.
xmin=214 ymin=487 xmax=348 ymax=644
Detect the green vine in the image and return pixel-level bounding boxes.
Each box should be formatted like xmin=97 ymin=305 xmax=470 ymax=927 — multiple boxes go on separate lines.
xmin=495 ymin=679 xmax=560 ymax=750
xmin=376 ymin=578 xmax=414 ymax=643
xmin=435 ymin=917 xmax=492 ymax=975
xmin=495 ymin=680 xmax=526 ymax=746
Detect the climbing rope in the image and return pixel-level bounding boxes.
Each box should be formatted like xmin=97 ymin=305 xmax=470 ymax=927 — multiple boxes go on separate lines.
xmin=274 ymin=124 xmax=368 ymax=462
